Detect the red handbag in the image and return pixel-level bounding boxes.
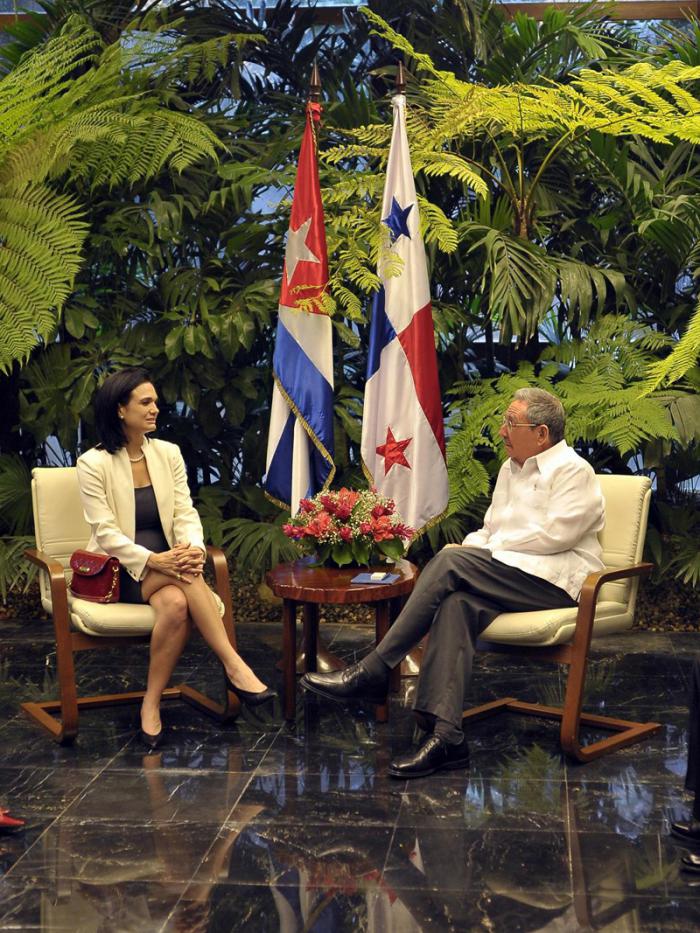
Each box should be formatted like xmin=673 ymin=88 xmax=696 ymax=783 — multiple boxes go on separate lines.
xmin=69 ymin=550 xmax=121 ymax=603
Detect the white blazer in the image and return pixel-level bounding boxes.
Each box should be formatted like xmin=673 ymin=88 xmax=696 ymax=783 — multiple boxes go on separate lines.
xmin=76 ymin=438 xmax=206 ymax=583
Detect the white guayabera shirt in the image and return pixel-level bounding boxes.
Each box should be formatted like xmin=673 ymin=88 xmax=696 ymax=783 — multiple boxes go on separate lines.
xmin=462 ymin=440 xmax=605 ymax=600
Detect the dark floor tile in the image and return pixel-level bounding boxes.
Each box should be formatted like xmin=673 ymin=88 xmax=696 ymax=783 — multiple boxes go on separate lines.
xmin=564 ymin=721 xmax=688 ymax=785
xmin=388 ymin=825 xmax=572 ymax=897
xmin=193 ymin=820 xmax=394 ymax=889
xmin=668 ymin=634 xmax=700 ymax=658
xmin=0 ymin=716 xmax=132 ymax=770
xmin=568 ymin=780 xmax=693 ymax=836
xmin=0 ymin=877 xmax=181 ymax=932
xmin=178 ymin=880 xmax=379 ymax=933
xmin=461 ymin=717 xmax=569 ymax=780
xmin=572 ymin=831 xmax=669 ymax=896
xmin=231 ymin=769 xmax=403 ymax=827
xmin=114 ymin=723 xmax=276 ymax=772
xmin=260 ymin=736 xmax=394 ymax=784
xmin=6 ymin=819 xmax=226 ymax=886
xmin=62 ymin=769 xmax=252 ymax=825
xmin=0 ymin=818 xmax=53 ymax=880
xmin=578 ymin=895 xmax=700 ymax=932
xmin=0 ymin=767 xmax=95 ymax=818
xmin=397 ymin=775 xmax=567 ymax=832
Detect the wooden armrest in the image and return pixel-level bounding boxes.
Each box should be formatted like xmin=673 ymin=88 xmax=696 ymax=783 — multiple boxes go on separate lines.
xmin=24 ymin=548 xmax=68 ymax=583
xmin=206 ymin=545 xmax=229 ymax=577
xmin=574 ymin=562 xmax=653 ymax=646
xmin=24 ymin=547 xmax=72 ymax=637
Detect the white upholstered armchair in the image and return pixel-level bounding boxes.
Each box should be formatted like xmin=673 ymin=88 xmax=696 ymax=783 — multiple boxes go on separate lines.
xmin=463 ymin=474 xmax=661 ymax=761
xmin=23 ymin=467 xmax=240 ymax=743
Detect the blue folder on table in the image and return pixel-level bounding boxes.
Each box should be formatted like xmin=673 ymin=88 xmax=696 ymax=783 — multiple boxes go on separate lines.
xmin=350 ymin=572 xmax=400 ymax=585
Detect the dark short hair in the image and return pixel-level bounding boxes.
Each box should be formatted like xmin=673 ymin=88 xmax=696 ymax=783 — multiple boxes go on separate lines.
xmin=94 ymin=368 xmax=153 ymax=453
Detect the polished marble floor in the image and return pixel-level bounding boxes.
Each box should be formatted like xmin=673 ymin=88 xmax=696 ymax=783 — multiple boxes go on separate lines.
xmin=0 ymin=618 xmax=699 ymax=932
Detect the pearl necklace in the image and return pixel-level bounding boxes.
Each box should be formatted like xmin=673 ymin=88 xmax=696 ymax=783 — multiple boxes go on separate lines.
xmin=128 ymin=450 xmax=145 ymax=463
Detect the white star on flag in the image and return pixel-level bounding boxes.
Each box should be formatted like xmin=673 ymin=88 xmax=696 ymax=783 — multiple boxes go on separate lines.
xmin=284 ymin=216 xmax=320 ymax=284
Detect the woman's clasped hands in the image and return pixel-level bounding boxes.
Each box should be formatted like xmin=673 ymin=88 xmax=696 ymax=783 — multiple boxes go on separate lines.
xmin=146 ymin=542 xmax=205 ymax=582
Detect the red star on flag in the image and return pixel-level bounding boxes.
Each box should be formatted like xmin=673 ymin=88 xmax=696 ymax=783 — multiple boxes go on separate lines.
xmin=376 ymin=427 xmax=412 ymax=475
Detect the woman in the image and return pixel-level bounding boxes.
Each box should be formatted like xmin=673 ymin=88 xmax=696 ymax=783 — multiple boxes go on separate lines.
xmin=76 ymin=368 xmax=274 ymax=748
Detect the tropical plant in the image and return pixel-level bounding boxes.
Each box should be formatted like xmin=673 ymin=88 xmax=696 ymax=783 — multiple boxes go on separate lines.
xmin=1 ymin=0 xmax=699 ymax=601
xmin=0 ymin=14 xmax=229 ymax=373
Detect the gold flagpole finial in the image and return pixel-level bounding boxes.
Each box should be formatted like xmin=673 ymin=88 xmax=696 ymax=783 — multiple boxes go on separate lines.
xmin=309 ymin=62 xmax=321 ymax=103
xmin=395 ymin=61 xmax=406 ymax=95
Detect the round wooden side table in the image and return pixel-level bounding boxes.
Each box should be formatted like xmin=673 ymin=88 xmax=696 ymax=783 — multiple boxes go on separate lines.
xmin=266 ymin=558 xmax=418 ymax=722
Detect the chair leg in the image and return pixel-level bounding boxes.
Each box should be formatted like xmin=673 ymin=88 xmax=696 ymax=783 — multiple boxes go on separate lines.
xmin=49 ymin=586 xmax=81 ymax=743
xmin=22 ymin=683 xmax=241 ymax=744
xmin=461 ymin=636 xmax=661 ymax=761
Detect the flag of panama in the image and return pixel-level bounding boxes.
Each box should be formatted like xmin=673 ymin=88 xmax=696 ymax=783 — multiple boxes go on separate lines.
xmin=264 ymin=101 xmax=335 ymax=513
xmin=361 ymin=93 xmax=448 ymax=534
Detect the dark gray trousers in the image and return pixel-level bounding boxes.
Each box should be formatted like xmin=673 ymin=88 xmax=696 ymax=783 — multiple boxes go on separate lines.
xmin=376 ymin=548 xmax=577 ymax=733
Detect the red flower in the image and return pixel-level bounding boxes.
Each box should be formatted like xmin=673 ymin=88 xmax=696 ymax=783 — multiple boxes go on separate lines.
xmin=304 ymin=510 xmax=333 ymax=538
xmin=371 ymin=504 xmax=387 ymax=519
xmin=282 ymin=523 xmax=304 ymax=540
xmin=337 ymin=488 xmax=360 ymax=508
xmin=339 ymin=525 xmax=352 ymax=542
xmin=299 ymin=498 xmax=315 ymax=513
xmin=359 ymin=521 xmax=371 ymax=535
xmin=371 ymin=515 xmax=395 ymax=542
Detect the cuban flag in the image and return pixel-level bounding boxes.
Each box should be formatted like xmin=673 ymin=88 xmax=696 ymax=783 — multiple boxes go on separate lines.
xmin=264 ymin=101 xmax=335 ymax=513
xmin=361 ymin=93 xmax=448 ymax=534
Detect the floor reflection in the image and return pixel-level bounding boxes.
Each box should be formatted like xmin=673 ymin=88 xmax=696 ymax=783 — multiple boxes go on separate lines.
xmin=0 ymin=624 xmax=699 ymax=931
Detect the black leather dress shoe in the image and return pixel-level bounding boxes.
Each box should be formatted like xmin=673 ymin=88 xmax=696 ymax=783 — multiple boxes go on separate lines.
xmin=671 ymin=819 xmax=700 ymax=843
xmin=300 ymin=661 xmax=388 ymax=704
xmin=387 ymin=733 xmax=470 ymax=779
xmin=681 ymin=852 xmax=700 ymax=874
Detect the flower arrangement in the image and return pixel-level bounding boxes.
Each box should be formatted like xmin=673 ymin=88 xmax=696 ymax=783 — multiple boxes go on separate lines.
xmin=282 ymin=488 xmax=414 ymax=568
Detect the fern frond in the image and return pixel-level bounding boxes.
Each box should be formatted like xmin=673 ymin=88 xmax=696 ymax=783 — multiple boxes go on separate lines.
xmin=0 ymin=184 xmax=87 ymax=372
xmin=641 ymin=299 xmax=700 ymax=393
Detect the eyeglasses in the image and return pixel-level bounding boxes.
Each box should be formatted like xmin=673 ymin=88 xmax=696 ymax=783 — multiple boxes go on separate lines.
xmin=501 ymin=416 xmax=538 ymax=432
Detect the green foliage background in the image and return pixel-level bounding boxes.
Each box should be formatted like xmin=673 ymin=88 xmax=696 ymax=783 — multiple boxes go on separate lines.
xmin=0 ymin=0 xmax=699 ymax=600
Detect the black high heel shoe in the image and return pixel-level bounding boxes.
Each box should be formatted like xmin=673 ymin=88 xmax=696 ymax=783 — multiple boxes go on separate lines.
xmin=140 ymin=726 xmax=164 ymax=750
xmin=224 ymin=674 xmax=276 ymax=708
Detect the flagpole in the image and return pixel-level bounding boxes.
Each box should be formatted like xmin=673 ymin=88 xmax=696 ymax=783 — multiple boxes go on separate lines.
xmin=272 ymin=63 xmax=345 ymax=678
xmin=305 ymin=62 xmax=344 ymax=676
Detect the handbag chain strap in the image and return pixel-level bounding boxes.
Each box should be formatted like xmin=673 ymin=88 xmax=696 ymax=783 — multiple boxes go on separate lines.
xmin=102 ymin=562 xmax=120 ymax=602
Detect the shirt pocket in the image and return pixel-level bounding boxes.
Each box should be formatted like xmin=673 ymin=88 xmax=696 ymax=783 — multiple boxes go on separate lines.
xmin=529 ymin=487 xmax=550 ymax=515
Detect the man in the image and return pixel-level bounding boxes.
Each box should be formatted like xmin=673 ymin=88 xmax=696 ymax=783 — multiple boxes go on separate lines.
xmin=301 ymin=387 xmax=606 ymax=778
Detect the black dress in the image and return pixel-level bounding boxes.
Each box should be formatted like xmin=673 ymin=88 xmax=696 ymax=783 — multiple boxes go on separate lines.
xmin=119 ymin=485 xmax=169 ymax=604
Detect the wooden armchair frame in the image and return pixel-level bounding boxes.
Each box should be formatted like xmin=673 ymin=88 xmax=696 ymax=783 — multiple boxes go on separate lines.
xmin=22 ymin=545 xmax=241 ymax=744
xmin=463 ymin=562 xmax=661 ymax=762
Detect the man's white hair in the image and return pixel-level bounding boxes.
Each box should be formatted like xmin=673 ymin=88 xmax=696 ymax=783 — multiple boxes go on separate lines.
xmin=513 ymin=388 xmax=565 ymax=443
